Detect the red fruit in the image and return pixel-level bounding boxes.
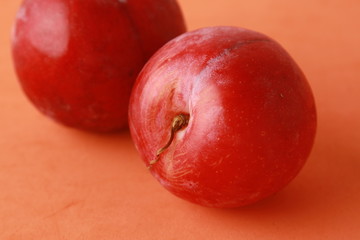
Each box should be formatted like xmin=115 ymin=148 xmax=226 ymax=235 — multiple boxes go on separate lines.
xmin=11 ymin=0 xmax=186 ymax=132
xmin=129 ymin=26 xmax=317 ymax=207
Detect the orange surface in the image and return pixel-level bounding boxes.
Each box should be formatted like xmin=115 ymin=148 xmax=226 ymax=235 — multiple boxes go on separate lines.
xmin=1 ymin=0 xmax=360 ymax=239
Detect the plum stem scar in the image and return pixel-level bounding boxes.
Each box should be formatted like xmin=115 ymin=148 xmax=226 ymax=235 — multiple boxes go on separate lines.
xmin=148 ymin=113 xmax=190 ymax=169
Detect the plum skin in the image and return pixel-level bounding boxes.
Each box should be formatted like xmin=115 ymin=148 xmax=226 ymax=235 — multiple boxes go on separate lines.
xmin=11 ymin=0 xmax=186 ymax=132
xmin=129 ymin=26 xmax=317 ymax=208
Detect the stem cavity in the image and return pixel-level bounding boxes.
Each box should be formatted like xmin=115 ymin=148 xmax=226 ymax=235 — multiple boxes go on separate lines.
xmin=148 ymin=113 xmax=190 ymax=169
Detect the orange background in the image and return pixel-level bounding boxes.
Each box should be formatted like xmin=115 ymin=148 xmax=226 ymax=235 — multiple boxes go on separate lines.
xmin=1 ymin=0 xmax=360 ymax=239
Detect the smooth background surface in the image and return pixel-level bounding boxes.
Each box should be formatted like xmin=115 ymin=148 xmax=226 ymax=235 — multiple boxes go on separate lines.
xmin=1 ymin=0 xmax=359 ymax=239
